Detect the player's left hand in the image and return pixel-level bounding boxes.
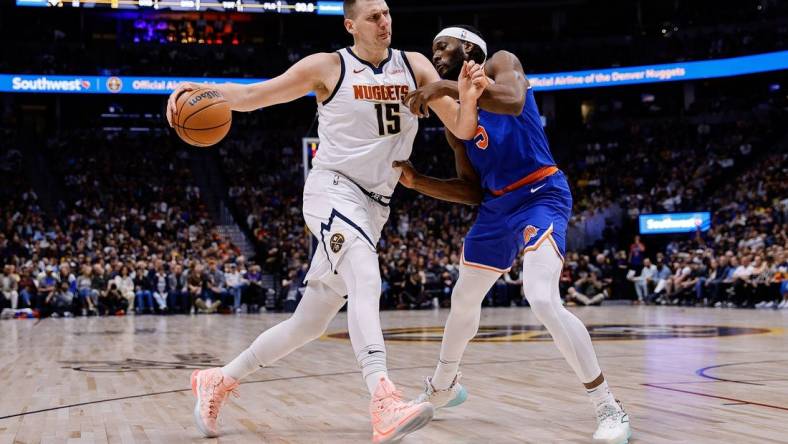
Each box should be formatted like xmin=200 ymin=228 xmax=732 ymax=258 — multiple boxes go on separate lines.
xmin=392 ymin=160 xmax=419 ymax=189
xmin=459 ymin=61 xmax=489 ymax=102
xmin=403 ymin=82 xmax=445 ymax=118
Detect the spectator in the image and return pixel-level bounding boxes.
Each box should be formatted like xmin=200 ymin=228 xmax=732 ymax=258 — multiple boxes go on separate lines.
xmin=167 ymin=263 xmax=190 ymax=313
xmin=76 ymin=265 xmax=96 ymax=315
xmin=36 ymin=267 xmax=59 ymax=313
xmin=99 ymin=283 xmax=129 ymax=316
xmin=205 ymin=260 xmax=229 ymax=309
xmin=0 ymin=265 xmax=19 ymax=310
xmin=134 ymin=263 xmax=154 ymax=314
xmin=224 ymin=263 xmax=247 ymax=312
xmin=18 ymin=266 xmax=37 ymax=309
xmin=566 ymin=270 xmax=607 ymax=306
xmin=113 ymin=266 xmax=136 ymax=312
xmin=628 ymin=236 xmax=646 ymax=268
xmin=399 ymin=272 xmax=427 ymax=309
xmin=41 ymin=282 xmax=75 ymax=318
xmin=153 ymin=263 xmax=170 ymax=313
xmin=631 ymin=257 xmax=657 ymax=304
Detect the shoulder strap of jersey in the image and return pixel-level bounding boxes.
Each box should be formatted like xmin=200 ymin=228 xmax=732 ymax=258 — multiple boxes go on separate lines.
xmin=321 ymin=50 xmax=346 ymax=106
xmin=399 ymin=50 xmax=418 ymax=88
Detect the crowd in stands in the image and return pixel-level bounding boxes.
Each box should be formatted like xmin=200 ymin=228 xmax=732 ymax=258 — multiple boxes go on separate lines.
xmin=613 ymin=150 xmax=788 ymax=309
xmin=0 ymin=129 xmax=282 ymax=318
xmin=557 ymin=87 xmax=788 ymax=308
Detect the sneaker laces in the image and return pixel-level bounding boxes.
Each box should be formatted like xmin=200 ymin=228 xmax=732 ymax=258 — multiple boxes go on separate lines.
xmin=373 ymin=387 xmax=411 ymax=414
xmin=596 ymin=402 xmax=622 ymax=427
xmin=423 ymin=377 xmax=436 ymax=396
xmin=425 ymin=372 xmax=461 ymax=395
xmin=207 ymin=380 xmax=240 ymax=419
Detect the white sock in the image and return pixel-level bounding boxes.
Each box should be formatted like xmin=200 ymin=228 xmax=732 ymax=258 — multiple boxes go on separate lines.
xmin=222 ymin=348 xmax=260 ymax=381
xmin=358 ymin=344 xmax=388 ymax=394
xmin=587 ymin=380 xmax=616 ymax=410
xmin=432 ymin=358 xmax=460 ymax=390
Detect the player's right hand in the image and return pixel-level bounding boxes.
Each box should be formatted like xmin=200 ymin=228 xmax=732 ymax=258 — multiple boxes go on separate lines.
xmin=393 ymin=160 xmax=419 ymax=189
xmin=166 ymin=82 xmax=200 ymax=127
xmin=403 ymin=82 xmax=445 ymax=118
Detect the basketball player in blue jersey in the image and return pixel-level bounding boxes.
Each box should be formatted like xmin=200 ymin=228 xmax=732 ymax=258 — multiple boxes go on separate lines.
xmin=396 ymin=26 xmax=631 ymax=443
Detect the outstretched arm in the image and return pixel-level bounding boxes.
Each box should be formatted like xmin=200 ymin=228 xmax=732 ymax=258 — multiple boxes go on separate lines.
xmin=393 ymin=129 xmax=483 ymax=205
xmin=166 ymin=52 xmax=337 ymax=126
xmin=405 ymin=50 xmax=527 ymax=116
xmin=405 ymin=51 xmax=486 ymax=140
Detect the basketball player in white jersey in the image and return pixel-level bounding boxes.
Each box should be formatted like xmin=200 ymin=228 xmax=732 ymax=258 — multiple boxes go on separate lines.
xmin=165 ymin=1 xmax=487 ymax=442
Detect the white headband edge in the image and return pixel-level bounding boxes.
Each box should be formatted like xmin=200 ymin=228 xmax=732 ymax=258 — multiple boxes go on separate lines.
xmin=434 ymin=27 xmax=488 ymax=58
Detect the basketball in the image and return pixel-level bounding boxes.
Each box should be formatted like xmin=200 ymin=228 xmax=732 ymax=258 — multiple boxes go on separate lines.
xmin=173 ymin=88 xmax=232 ymax=147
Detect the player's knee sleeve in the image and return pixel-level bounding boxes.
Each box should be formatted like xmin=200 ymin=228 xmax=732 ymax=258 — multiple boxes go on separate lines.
xmin=339 ymin=241 xmax=382 ymax=298
xmin=522 ymin=240 xmax=564 ymax=321
xmin=289 ymin=281 xmax=344 ymax=340
xmin=446 ymin=265 xmax=501 ymax=339
xmin=452 ymin=263 xmax=500 ymax=313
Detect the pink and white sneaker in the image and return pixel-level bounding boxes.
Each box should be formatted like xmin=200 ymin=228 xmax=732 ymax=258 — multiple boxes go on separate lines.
xmin=190 ymin=368 xmax=239 ymax=437
xmin=370 ymin=376 xmax=434 ymax=443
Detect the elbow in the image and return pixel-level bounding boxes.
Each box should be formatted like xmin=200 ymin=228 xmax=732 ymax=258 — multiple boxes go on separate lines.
xmin=455 ymin=126 xmax=477 ymax=141
xmin=461 ymin=185 xmax=484 ymax=206
xmin=502 ymin=98 xmax=526 ymax=116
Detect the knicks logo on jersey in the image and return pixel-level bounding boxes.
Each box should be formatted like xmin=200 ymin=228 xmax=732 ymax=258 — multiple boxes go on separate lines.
xmin=353 ymin=84 xmax=409 ymax=103
xmin=474 ymin=125 xmax=489 ymax=150
xmin=523 ymin=225 xmax=539 ymax=244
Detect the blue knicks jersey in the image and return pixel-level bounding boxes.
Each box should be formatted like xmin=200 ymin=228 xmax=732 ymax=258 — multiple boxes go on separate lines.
xmin=463 ymin=88 xmax=556 ymax=194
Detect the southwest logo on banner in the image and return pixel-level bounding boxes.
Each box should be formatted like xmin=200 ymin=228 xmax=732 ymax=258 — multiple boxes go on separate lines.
xmin=11 ymin=76 xmax=91 ymax=92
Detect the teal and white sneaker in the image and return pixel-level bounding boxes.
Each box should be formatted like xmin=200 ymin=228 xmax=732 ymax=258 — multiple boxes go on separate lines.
xmin=592 ymin=400 xmax=631 ymax=444
xmin=415 ymin=373 xmax=468 ymax=409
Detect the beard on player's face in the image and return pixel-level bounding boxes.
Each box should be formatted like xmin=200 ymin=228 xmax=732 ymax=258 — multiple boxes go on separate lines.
xmin=433 ymin=38 xmax=466 ymax=80
xmin=440 ymin=49 xmax=465 ymax=80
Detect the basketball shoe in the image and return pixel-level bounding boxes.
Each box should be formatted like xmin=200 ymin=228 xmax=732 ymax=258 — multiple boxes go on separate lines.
xmin=592 ymin=399 xmax=631 ymax=444
xmin=370 ymin=376 xmax=434 ymax=443
xmin=191 ymin=368 xmax=239 ymax=437
xmin=415 ymin=373 xmax=467 ymax=409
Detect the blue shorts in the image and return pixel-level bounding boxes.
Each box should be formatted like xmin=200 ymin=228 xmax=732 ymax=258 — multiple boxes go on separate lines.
xmin=462 ymin=170 xmax=572 ymax=272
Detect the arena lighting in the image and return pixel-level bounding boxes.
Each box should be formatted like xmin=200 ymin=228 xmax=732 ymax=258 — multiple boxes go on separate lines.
xmin=1 ymin=50 xmax=786 ymax=95
xmin=14 ymin=0 xmax=346 ymax=15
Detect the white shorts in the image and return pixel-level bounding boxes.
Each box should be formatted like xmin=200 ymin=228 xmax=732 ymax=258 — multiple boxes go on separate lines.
xmin=302 ymin=169 xmax=390 ymax=288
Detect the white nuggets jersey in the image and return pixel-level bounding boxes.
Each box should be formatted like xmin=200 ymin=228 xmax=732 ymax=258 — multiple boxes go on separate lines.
xmin=313 ymin=47 xmax=419 ymax=197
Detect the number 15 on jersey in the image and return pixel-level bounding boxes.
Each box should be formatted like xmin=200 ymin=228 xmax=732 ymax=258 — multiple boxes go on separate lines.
xmin=375 ymin=103 xmax=401 ymax=136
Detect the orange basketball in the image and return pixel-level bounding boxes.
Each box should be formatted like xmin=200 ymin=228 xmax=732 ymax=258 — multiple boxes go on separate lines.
xmin=173 ymin=88 xmax=232 ymax=147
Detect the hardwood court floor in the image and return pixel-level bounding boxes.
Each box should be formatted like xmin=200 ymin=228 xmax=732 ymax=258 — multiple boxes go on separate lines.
xmin=1 ymin=306 xmax=786 ymax=444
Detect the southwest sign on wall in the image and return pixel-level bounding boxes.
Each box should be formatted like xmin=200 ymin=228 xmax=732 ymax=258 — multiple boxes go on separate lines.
xmin=639 ymin=212 xmax=712 ymax=235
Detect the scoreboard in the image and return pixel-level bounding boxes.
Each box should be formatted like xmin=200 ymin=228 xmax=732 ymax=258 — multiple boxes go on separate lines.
xmin=15 ymin=0 xmax=344 ymax=15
